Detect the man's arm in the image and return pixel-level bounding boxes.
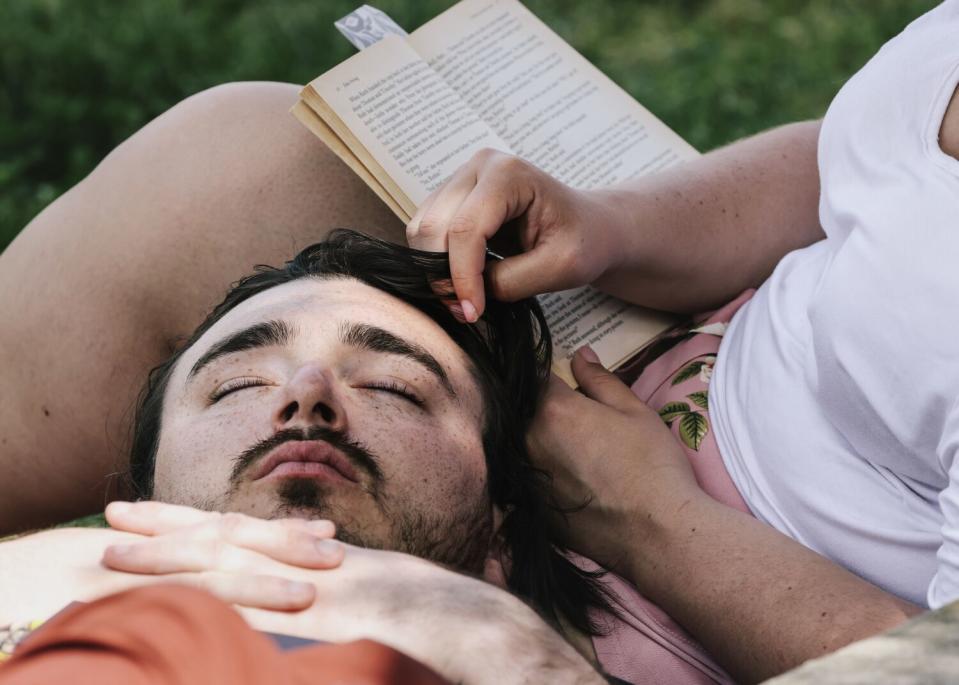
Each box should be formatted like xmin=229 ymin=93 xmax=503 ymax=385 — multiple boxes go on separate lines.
xmin=0 ymin=528 xmax=143 ymax=624
xmin=0 ymin=508 xmax=607 ymax=685
xmin=0 ymin=516 xmax=345 ymax=626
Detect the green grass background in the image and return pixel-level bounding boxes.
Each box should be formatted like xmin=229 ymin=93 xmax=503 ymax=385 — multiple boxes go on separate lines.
xmin=0 ymin=0 xmax=940 ymax=253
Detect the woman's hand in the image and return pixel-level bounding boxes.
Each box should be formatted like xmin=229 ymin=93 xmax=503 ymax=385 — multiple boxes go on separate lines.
xmin=406 ymin=149 xmax=623 ymax=320
xmin=528 ymin=347 xmax=704 ymax=577
xmin=409 ymin=123 xmax=827 ymax=317
xmin=531 ymin=349 xmax=922 ymax=683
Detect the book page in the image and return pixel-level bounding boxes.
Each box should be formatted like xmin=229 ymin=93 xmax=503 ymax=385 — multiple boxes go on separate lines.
xmin=307 ymin=35 xmax=512 ymax=214
xmin=408 ymin=0 xmax=695 ymax=375
xmin=540 ymin=289 xmax=676 ymax=386
xmin=409 ymin=0 xmax=698 ymax=187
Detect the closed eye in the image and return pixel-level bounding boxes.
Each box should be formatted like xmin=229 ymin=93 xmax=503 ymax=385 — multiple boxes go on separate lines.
xmin=363 ymin=380 xmax=424 ymax=407
xmin=210 ymin=377 xmax=269 ymax=403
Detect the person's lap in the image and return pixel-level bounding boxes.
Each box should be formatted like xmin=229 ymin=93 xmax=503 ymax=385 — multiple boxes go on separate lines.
xmin=578 ymin=294 xmax=754 ymax=685
xmin=0 ymin=81 xmax=404 ymax=532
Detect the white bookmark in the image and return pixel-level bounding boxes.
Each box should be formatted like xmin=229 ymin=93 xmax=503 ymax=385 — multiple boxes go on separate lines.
xmin=335 ymin=5 xmax=408 ymax=50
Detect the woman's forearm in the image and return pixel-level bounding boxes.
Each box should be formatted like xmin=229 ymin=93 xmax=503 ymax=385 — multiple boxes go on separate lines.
xmin=625 ymin=494 xmax=922 ymax=683
xmin=592 ymin=120 xmax=825 ymax=313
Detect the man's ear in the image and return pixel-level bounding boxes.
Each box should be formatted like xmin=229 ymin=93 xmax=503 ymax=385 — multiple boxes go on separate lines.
xmin=482 ymin=505 xmax=510 ymax=588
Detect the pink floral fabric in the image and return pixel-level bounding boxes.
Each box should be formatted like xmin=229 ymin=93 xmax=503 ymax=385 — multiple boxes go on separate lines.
xmin=587 ymin=290 xmax=755 ymax=685
xmin=629 ymin=290 xmax=754 ymax=514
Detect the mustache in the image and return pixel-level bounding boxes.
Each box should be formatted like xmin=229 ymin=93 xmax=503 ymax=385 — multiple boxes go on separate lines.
xmin=229 ymin=426 xmax=384 ymax=486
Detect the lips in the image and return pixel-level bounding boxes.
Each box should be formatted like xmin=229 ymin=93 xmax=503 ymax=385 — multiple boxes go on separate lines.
xmin=251 ymin=440 xmax=360 ymax=483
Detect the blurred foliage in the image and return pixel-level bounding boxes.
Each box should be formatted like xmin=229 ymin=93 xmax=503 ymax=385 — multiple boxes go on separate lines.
xmin=0 ymin=0 xmax=939 ymax=251
xmin=55 ymin=512 xmax=108 ymax=529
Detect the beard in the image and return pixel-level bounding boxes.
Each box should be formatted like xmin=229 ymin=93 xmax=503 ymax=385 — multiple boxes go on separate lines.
xmin=194 ymin=425 xmax=497 ymax=575
xmin=272 ymin=476 xmax=493 ymax=574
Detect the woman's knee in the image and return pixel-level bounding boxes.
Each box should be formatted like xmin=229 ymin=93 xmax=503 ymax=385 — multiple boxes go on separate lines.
xmin=76 ymin=79 xmax=403 ymax=328
xmin=0 ymin=80 xmax=404 ymax=527
xmin=98 ymin=81 xmax=304 ymax=173
xmin=94 ymin=80 xmax=394 ymax=232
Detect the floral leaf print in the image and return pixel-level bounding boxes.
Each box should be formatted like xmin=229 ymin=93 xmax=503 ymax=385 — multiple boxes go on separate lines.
xmin=658 ymin=402 xmax=691 ymax=424
xmin=698 ymin=362 xmax=714 ymax=384
xmin=671 ymin=361 xmax=706 ymax=386
xmin=687 ymin=391 xmax=709 ymax=410
xmin=679 ymin=412 xmax=709 ymax=451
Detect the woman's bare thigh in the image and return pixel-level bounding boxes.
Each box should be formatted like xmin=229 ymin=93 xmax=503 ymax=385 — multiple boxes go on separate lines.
xmin=0 ymin=81 xmax=404 ymax=532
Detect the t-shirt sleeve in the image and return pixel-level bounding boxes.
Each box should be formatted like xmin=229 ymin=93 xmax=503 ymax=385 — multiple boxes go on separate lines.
xmin=927 ymin=398 xmax=959 ymax=609
xmin=815 ymin=2 xmax=959 ymax=244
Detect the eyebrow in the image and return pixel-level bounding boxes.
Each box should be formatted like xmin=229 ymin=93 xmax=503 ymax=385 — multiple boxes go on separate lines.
xmin=187 ymin=318 xmax=456 ymax=399
xmin=189 ymin=319 xmax=296 ymax=380
xmin=339 ymin=322 xmax=456 ymax=399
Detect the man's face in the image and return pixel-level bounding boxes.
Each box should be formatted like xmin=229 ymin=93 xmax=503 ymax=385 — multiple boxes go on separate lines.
xmin=153 ymin=277 xmax=494 ymax=572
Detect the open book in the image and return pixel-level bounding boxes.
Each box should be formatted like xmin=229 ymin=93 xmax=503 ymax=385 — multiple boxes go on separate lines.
xmin=293 ymin=0 xmax=699 ymax=385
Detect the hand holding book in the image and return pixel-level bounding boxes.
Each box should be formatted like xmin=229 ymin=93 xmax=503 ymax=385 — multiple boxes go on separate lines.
xmin=406 ymin=148 xmax=620 ymax=322
xmin=294 ymin=0 xmax=699 ymax=384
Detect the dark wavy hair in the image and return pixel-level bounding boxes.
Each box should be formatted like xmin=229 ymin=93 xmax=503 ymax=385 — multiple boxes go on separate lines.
xmin=128 ymin=229 xmax=613 ymax=635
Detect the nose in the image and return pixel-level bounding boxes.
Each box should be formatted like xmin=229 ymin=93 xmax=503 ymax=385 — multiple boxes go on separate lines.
xmin=272 ymin=363 xmax=348 ymax=433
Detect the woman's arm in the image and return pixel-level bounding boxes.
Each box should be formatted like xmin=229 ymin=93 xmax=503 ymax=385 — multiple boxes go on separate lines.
xmin=532 ymin=351 xmax=921 ymax=684
xmin=593 ymin=120 xmax=824 ymax=312
xmin=629 ymin=487 xmax=921 ymax=683
xmin=407 ymin=120 xmax=824 ymax=317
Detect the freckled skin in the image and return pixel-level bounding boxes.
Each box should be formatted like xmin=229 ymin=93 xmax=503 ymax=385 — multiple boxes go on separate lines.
xmin=152 ymin=278 xmax=497 ymax=566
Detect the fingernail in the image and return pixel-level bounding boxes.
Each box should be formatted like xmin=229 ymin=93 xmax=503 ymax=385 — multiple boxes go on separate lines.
xmin=306 ymin=520 xmax=335 ymax=536
xmin=577 ymin=345 xmax=600 ymax=364
xmin=314 ymin=539 xmax=342 ymax=557
xmin=448 ymin=302 xmax=466 ymax=323
xmin=108 ymin=502 xmax=130 ymax=515
xmin=108 ymin=544 xmax=132 ymax=556
xmin=285 ymin=581 xmax=314 ymax=598
xmin=461 ymin=299 xmax=478 ymax=323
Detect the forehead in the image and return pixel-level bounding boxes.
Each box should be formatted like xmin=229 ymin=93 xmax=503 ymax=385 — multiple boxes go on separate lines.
xmin=171 ymin=276 xmax=475 ymax=388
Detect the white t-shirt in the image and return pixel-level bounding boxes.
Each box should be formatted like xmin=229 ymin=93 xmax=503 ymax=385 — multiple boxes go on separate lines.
xmin=711 ymin=0 xmax=959 ymax=609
